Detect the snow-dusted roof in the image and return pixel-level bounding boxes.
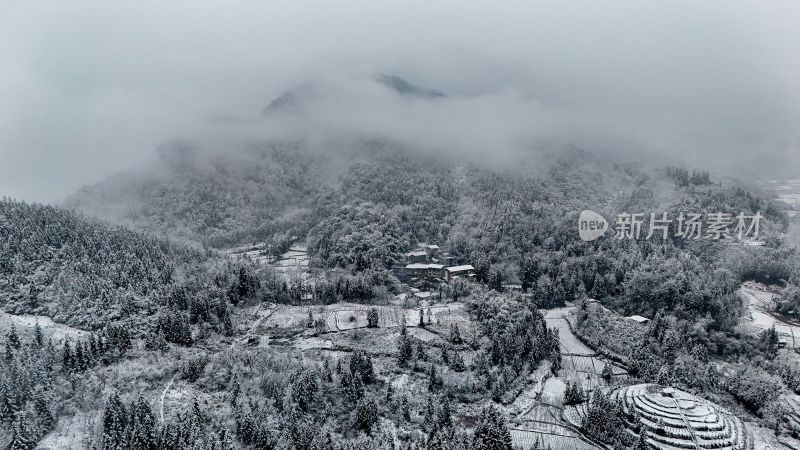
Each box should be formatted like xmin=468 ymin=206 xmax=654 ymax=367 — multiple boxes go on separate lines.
xmin=627 ymin=315 xmax=651 ymax=323
xmin=406 ymin=263 xmax=444 ymax=270
xmin=446 ymin=264 xmax=475 ymax=273
xmin=425 ymin=245 xmax=440 ymax=249
xmin=407 ymin=250 xmax=428 ymax=257
xmin=414 ymin=292 xmax=432 ymax=298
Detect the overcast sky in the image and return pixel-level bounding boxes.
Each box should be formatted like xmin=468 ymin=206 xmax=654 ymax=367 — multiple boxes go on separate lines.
xmin=2 ymin=1 xmax=799 ymax=202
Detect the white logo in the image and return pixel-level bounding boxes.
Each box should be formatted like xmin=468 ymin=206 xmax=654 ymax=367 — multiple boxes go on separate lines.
xmin=578 ymin=210 xmax=608 ymax=241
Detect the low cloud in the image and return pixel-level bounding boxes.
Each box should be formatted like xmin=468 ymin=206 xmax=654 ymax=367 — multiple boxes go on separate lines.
xmin=1 ymin=1 xmax=798 ymax=202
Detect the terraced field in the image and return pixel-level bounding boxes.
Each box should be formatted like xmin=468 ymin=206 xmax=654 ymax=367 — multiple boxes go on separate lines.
xmin=566 ymin=384 xmax=754 ymax=449
xmin=259 ymin=302 xmax=464 ymax=331
xmin=510 ymin=428 xmax=600 ymax=450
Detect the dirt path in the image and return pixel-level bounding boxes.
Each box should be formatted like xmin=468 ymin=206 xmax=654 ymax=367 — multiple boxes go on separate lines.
xmin=159 ymin=375 xmax=176 ymax=424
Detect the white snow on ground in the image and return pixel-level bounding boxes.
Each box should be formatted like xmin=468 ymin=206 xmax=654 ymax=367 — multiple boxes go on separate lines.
xmin=267 ymin=245 xmax=311 ymax=285
xmin=544 ymin=307 xmax=594 ymax=355
xmin=539 ymin=377 xmax=566 ymax=407
xmin=765 ymin=178 xmax=800 ymax=217
xmin=226 ymin=243 xmax=312 ymax=284
xmin=509 ymin=363 xmax=552 ymax=418
xmin=740 ymin=283 xmax=800 ymax=349
xmin=260 ymin=302 xmax=463 ymax=332
xmin=510 ymin=429 xmax=600 ymax=450
xmin=36 ymin=411 xmax=99 ymax=450
xmin=0 ymin=310 xmax=90 ymax=343
xmin=293 ymin=336 xmax=334 ymax=350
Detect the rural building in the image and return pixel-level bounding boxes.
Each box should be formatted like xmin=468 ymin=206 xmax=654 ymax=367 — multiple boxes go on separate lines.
xmin=405 ymin=263 xmax=431 ymax=278
xmin=406 ymin=250 xmax=429 ymax=263
xmin=444 ymin=264 xmax=476 ymax=282
xmin=427 ymin=264 xmax=444 ymax=277
xmin=405 ymin=263 xmax=445 ymax=279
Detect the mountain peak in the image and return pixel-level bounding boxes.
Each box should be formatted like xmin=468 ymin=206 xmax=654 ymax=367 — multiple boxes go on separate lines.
xmin=373 ymin=73 xmax=445 ymax=98
xmin=263 ymin=74 xmax=444 ymax=115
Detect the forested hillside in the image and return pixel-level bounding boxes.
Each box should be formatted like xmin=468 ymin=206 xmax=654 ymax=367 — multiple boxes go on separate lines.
xmin=47 ymin=140 xmax=800 ymax=449
xmin=0 ymin=199 xmax=275 ymax=334
xmin=65 ymin=142 xmax=335 ymax=249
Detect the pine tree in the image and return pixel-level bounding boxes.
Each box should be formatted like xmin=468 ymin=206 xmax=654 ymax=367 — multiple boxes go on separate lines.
xmin=341 ymin=370 xmax=364 ymax=403
xmin=129 ymin=396 xmax=156 ymax=450
xmin=350 ymin=351 xmax=375 ymax=384
xmin=601 ymin=363 xmax=613 ymax=383
xmin=550 ymin=347 xmax=561 ymax=375
xmin=367 ymin=308 xmax=379 ymax=328
xmin=291 ymin=369 xmax=319 ymax=413
xmin=62 ymin=342 xmax=72 ymax=372
xmin=102 ymin=393 xmax=128 ymax=450
xmin=472 ymin=405 xmax=513 ymax=450
xmin=401 ymin=396 xmax=411 ymax=422
xmin=74 ymin=343 xmax=86 ymax=372
xmin=33 ymin=389 xmax=54 ymax=430
xmin=428 ymin=365 xmax=438 ymax=392
xmin=448 ymin=324 xmax=462 ymax=344
xmin=218 ymin=428 xmax=236 ymax=450
xmin=229 ymin=374 xmax=240 ymax=406
xmin=656 ymin=366 xmax=670 ymax=386
xmin=763 ymin=326 xmax=780 ymax=360
xmin=4 ymin=342 xmax=13 ymax=363
xmin=423 ymin=396 xmax=436 ymax=431
xmin=397 ymin=335 xmax=413 ymax=367
xmin=426 ymin=424 xmax=445 ymax=450
xmin=89 ymin=335 xmax=99 ymax=358
xmin=222 ymin=308 xmax=234 ymax=337
xmin=450 ymin=352 xmax=466 ymax=372
xmin=7 ymin=324 xmax=21 ymax=350
xmin=0 ymin=381 xmax=11 ymax=421
xmin=321 ymin=359 xmax=333 ymax=383
xmin=438 ymin=396 xmax=453 ymax=428
xmin=7 ymin=420 xmax=35 ymax=450
xmin=565 ymin=382 xmax=585 ymax=405
xmin=33 ymin=322 xmax=44 ymax=347
xmin=355 ymin=397 xmax=378 ymax=435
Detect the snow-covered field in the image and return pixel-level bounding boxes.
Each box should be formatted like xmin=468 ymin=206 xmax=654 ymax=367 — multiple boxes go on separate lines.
xmin=0 ymin=310 xmax=90 ymax=343
xmin=539 ymin=376 xmax=566 ymax=407
xmin=36 ymin=411 xmax=99 ymax=450
xmin=543 ymin=307 xmax=594 ymax=355
xmin=740 ymin=283 xmax=799 ymax=349
xmin=764 ymin=179 xmax=800 ymax=217
xmin=259 ymin=302 xmax=464 ymax=332
xmin=226 ymin=243 xmax=312 ymax=284
xmin=510 ymin=428 xmax=599 ymax=450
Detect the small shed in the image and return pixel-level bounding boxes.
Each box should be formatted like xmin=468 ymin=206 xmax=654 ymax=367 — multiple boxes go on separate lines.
xmin=445 ymin=264 xmax=476 ymax=282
